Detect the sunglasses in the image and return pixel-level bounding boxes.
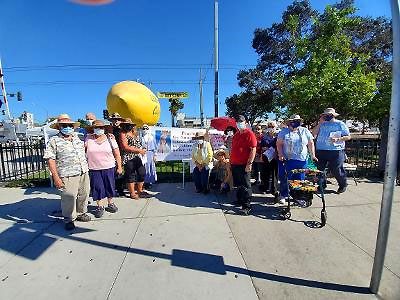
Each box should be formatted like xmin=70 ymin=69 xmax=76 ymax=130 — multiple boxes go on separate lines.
xmin=60 ymin=124 xmax=74 ymax=128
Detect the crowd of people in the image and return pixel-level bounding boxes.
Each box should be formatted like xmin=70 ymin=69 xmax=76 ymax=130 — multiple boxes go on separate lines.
xmin=44 ymin=112 xmax=157 ymax=230
xmin=44 ymin=107 xmax=351 ymax=229
xmin=193 ymin=108 xmax=351 ymax=215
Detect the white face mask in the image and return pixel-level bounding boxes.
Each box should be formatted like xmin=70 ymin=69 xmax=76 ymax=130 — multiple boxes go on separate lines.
xmin=236 ymin=122 xmax=246 ymax=130
xmin=87 ymin=119 xmax=94 ymax=126
xmin=197 ymin=140 xmax=204 ymax=145
xmin=94 ymin=128 xmax=105 ymax=136
xmin=227 ymin=131 xmax=233 ymax=137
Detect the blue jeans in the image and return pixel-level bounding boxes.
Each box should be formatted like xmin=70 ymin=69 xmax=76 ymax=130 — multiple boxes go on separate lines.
xmin=193 ymin=167 xmax=210 ymax=192
xmin=316 ymin=150 xmax=347 ymax=188
xmin=278 ymin=159 xmax=307 ymax=198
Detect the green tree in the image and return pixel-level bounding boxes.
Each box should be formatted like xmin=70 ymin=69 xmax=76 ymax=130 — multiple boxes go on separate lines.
xmin=225 ymin=89 xmax=274 ymax=126
xmin=168 ymin=98 xmax=184 ymax=127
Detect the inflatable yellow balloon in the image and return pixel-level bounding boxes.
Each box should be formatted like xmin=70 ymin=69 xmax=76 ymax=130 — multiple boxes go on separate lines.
xmin=106 ymin=81 xmax=160 ymax=127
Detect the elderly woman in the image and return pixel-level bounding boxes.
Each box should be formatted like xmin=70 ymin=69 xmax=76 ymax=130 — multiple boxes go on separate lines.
xmin=85 ymin=120 xmax=122 ymax=218
xmin=119 ymin=118 xmax=148 ymax=199
xmin=192 ymin=132 xmax=213 ymax=194
xmin=260 ymin=121 xmax=279 ymax=194
xmin=209 ymin=147 xmax=233 ymax=194
xmin=276 ymin=115 xmax=317 ymax=205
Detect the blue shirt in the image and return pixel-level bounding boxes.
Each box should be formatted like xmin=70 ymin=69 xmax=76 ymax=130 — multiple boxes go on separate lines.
xmin=316 ymin=120 xmax=350 ymax=150
xmin=277 ymin=127 xmax=313 ymax=161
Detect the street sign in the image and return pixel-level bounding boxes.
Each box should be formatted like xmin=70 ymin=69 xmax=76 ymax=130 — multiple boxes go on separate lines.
xmin=157 ymin=92 xmax=189 ymax=99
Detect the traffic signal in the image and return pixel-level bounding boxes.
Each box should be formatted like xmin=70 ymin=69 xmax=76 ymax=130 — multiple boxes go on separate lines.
xmin=103 ymin=109 xmax=109 ymax=119
xmin=17 ymin=92 xmax=22 ymax=101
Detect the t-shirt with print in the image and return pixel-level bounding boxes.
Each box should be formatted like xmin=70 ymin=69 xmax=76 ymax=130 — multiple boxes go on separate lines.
xmin=316 ymin=120 xmax=350 ymax=151
xmin=86 ymin=136 xmax=119 ymax=170
xmin=277 ymin=127 xmax=313 ymax=161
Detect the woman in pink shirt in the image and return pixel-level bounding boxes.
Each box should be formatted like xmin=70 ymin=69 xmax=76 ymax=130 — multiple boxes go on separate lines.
xmin=85 ymin=120 xmax=123 ymax=218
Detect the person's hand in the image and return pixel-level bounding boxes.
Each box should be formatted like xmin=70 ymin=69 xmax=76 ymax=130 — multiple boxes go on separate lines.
xmin=220 ymin=182 xmax=225 ymax=190
xmin=278 ymin=155 xmax=286 ymax=161
xmin=330 ymin=137 xmax=340 ymax=143
xmin=311 ymin=155 xmax=318 ymax=162
xmin=139 ymin=149 xmax=147 ymax=155
xmin=54 ymin=177 xmax=63 ymax=189
xmin=117 ymin=167 xmax=123 ymax=175
xmin=245 ymin=163 xmax=252 ymax=173
xmin=153 ymin=155 xmax=157 ymax=162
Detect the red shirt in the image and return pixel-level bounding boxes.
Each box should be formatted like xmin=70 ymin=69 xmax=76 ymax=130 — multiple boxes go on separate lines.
xmin=230 ymin=129 xmax=257 ymax=165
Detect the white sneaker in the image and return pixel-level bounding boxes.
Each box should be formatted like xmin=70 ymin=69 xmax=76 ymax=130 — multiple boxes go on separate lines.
xmin=279 ymin=197 xmax=286 ymax=205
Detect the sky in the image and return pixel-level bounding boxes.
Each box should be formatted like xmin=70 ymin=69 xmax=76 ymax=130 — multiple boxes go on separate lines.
xmin=0 ymin=0 xmax=392 ymax=125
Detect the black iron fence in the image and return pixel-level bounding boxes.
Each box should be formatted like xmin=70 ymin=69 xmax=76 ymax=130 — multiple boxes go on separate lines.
xmin=0 ymin=137 xmax=383 ymax=183
xmin=345 ymin=137 xmax=381 ymax=177
xmin=0 ymin=140 xmax=50 ymax=182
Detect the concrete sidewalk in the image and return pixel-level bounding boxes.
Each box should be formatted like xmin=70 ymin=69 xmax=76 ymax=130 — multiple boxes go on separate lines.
xmin=0 ymin=180 xmax=399 ymax=300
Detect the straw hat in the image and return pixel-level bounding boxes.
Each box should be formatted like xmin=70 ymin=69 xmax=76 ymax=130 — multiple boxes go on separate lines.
xmin=285 ymin=114 xmax=303 ymax=124
xmin=321 ymin=108 xmax=339 ymax=116
xmin=51 ymin=114 xmax=80 ymax=129
xmin=90 ymin=119 xmax=113 ymax=130
xmin=214 ymin=146 xmax=229 ymax=159
xmin=119 ymin=118 xmax=136 ymax=125
xmin=109 ymin=112 xmax=124 ymax=120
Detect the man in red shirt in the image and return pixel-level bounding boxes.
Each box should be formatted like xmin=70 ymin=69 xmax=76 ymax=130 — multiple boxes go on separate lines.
xmin=230 ymin=115 xmax=257 ymax=215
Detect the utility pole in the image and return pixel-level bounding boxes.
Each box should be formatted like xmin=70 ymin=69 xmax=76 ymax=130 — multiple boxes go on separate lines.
xmin=0 ymin=58 xmax=11 ymax=119
xmin=199 ymin=68 xmax=204 ymax=127
xmin=214 ymin=0 xmax=219 ymax=117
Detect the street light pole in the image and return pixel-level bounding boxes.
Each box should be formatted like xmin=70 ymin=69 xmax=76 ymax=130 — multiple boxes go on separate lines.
xmin=214 ymin=0 xmax=219 ymax=117
xmin=370 ymin=0 xmax=400 ymax=294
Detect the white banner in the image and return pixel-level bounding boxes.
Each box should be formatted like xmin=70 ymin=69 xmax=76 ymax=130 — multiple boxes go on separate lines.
xmin=149 ymin=126 xmax=225 ymax=161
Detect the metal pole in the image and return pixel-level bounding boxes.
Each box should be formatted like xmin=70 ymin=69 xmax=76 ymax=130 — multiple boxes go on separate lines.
xmin=200 ymin=68 xmax=204 ymax=127
xmin=0 ymin=58 xmax=11 ymax=119
xmin=214 ymin=0 xmax=219 ymax=117
xmin=370 ymin=0 xmax=400 ymax=294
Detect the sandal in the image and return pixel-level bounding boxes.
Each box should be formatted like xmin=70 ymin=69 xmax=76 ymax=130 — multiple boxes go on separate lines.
xmin=139 ymin=191 xmax=152 ymax=198
xmin=129 ymin=193 xmax=139 ymax=200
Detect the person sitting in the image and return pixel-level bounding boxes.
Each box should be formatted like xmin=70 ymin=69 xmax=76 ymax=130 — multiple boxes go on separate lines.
xmin=209 ymin=147 xmax=233 ymax=194
xmin=192 ymin=132 xmax=213 ymax=194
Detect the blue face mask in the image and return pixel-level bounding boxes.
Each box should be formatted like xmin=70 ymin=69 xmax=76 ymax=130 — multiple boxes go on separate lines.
xmin=323 ymin=115 xmax=334 ymax=121
xmin=290 ymin=121 xmax=301 ymax=129
xmin=60 ymin=127 xmax=74 ymax=135
xmin=236 ymin=122 xmax=246 ymax=130
xmin=94 ymin=128 xmax=105 ymax=136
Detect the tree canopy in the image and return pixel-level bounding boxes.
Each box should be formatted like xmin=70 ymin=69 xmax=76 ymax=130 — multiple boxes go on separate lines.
xmin=228 ymin=0 xmax=392 ymax=126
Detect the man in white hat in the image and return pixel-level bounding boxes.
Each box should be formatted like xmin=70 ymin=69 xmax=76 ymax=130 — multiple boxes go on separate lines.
xmin=312 ymin=108 xmax=351 ymax=193
xmin=44 ymin=114 xmax=91 ymax=230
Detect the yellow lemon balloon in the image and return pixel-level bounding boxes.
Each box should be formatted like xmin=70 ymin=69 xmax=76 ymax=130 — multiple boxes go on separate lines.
xmin=106 ymin=81 xmax=160 ymax=127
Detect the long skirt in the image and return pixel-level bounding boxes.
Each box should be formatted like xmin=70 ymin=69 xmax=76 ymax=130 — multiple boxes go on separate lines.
xmin=89 ymin=167 xmax=116 ymax=201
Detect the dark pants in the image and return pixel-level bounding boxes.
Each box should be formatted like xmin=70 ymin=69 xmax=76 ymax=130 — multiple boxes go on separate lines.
xmin=231 ymin=164 xmax=252 ymax=209
xmin=252 ymin=162 xmax=263 ymax=182
xmin=193 ymin=167 xmax=210 ymax=192
xmin=316 ymin=150 xmax=347 ymax=188
xmin=124 ymin=156 xmax=146 ymax=183
xmin=278 ymin=160 xmax=307 ymax=198
xmin=261 ymin=159 xmax=278 ymax=193
xmin=115 ymin=172 xmax=125 ymax=195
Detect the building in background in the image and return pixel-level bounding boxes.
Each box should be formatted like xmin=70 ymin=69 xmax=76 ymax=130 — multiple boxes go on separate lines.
xmin=176 ymin=113 xmax=212 ymax=128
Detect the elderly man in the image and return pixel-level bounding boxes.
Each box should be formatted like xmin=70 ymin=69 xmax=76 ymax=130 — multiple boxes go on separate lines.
xmin=85 ymin=112 xmax=96 ymax=125
xmin=312 ymin=108 xmax=351 ymax=193
xmin=230 ymin=115 xmax=257 ymax=215
xmin=44 ymin=114 xmax=91 ymax=230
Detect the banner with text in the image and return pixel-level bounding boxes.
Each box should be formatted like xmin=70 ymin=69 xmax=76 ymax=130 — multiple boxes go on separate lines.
xmin=150 ymin=127 xmax=224 ymax=161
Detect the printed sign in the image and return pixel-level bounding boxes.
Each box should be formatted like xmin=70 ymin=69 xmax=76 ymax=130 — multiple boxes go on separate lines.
xmin=157 ymin=92 xmax=189 ymax=99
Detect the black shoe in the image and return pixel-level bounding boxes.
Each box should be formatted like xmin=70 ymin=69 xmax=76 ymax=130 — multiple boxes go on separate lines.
xmin=76 ymin=213 xmax=91 ymax=222
xmin=65 ymin=222 xmax=75 ymax=231
xmin=93 ymin=207 xmax=105 ymax=218
xmin=106 ymin=203 xmax=118 ymax=213
xmin=241 ymin=207 xmax=252 ymax=215
xmin=337 ymin=186 xmax=347 ymax=194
